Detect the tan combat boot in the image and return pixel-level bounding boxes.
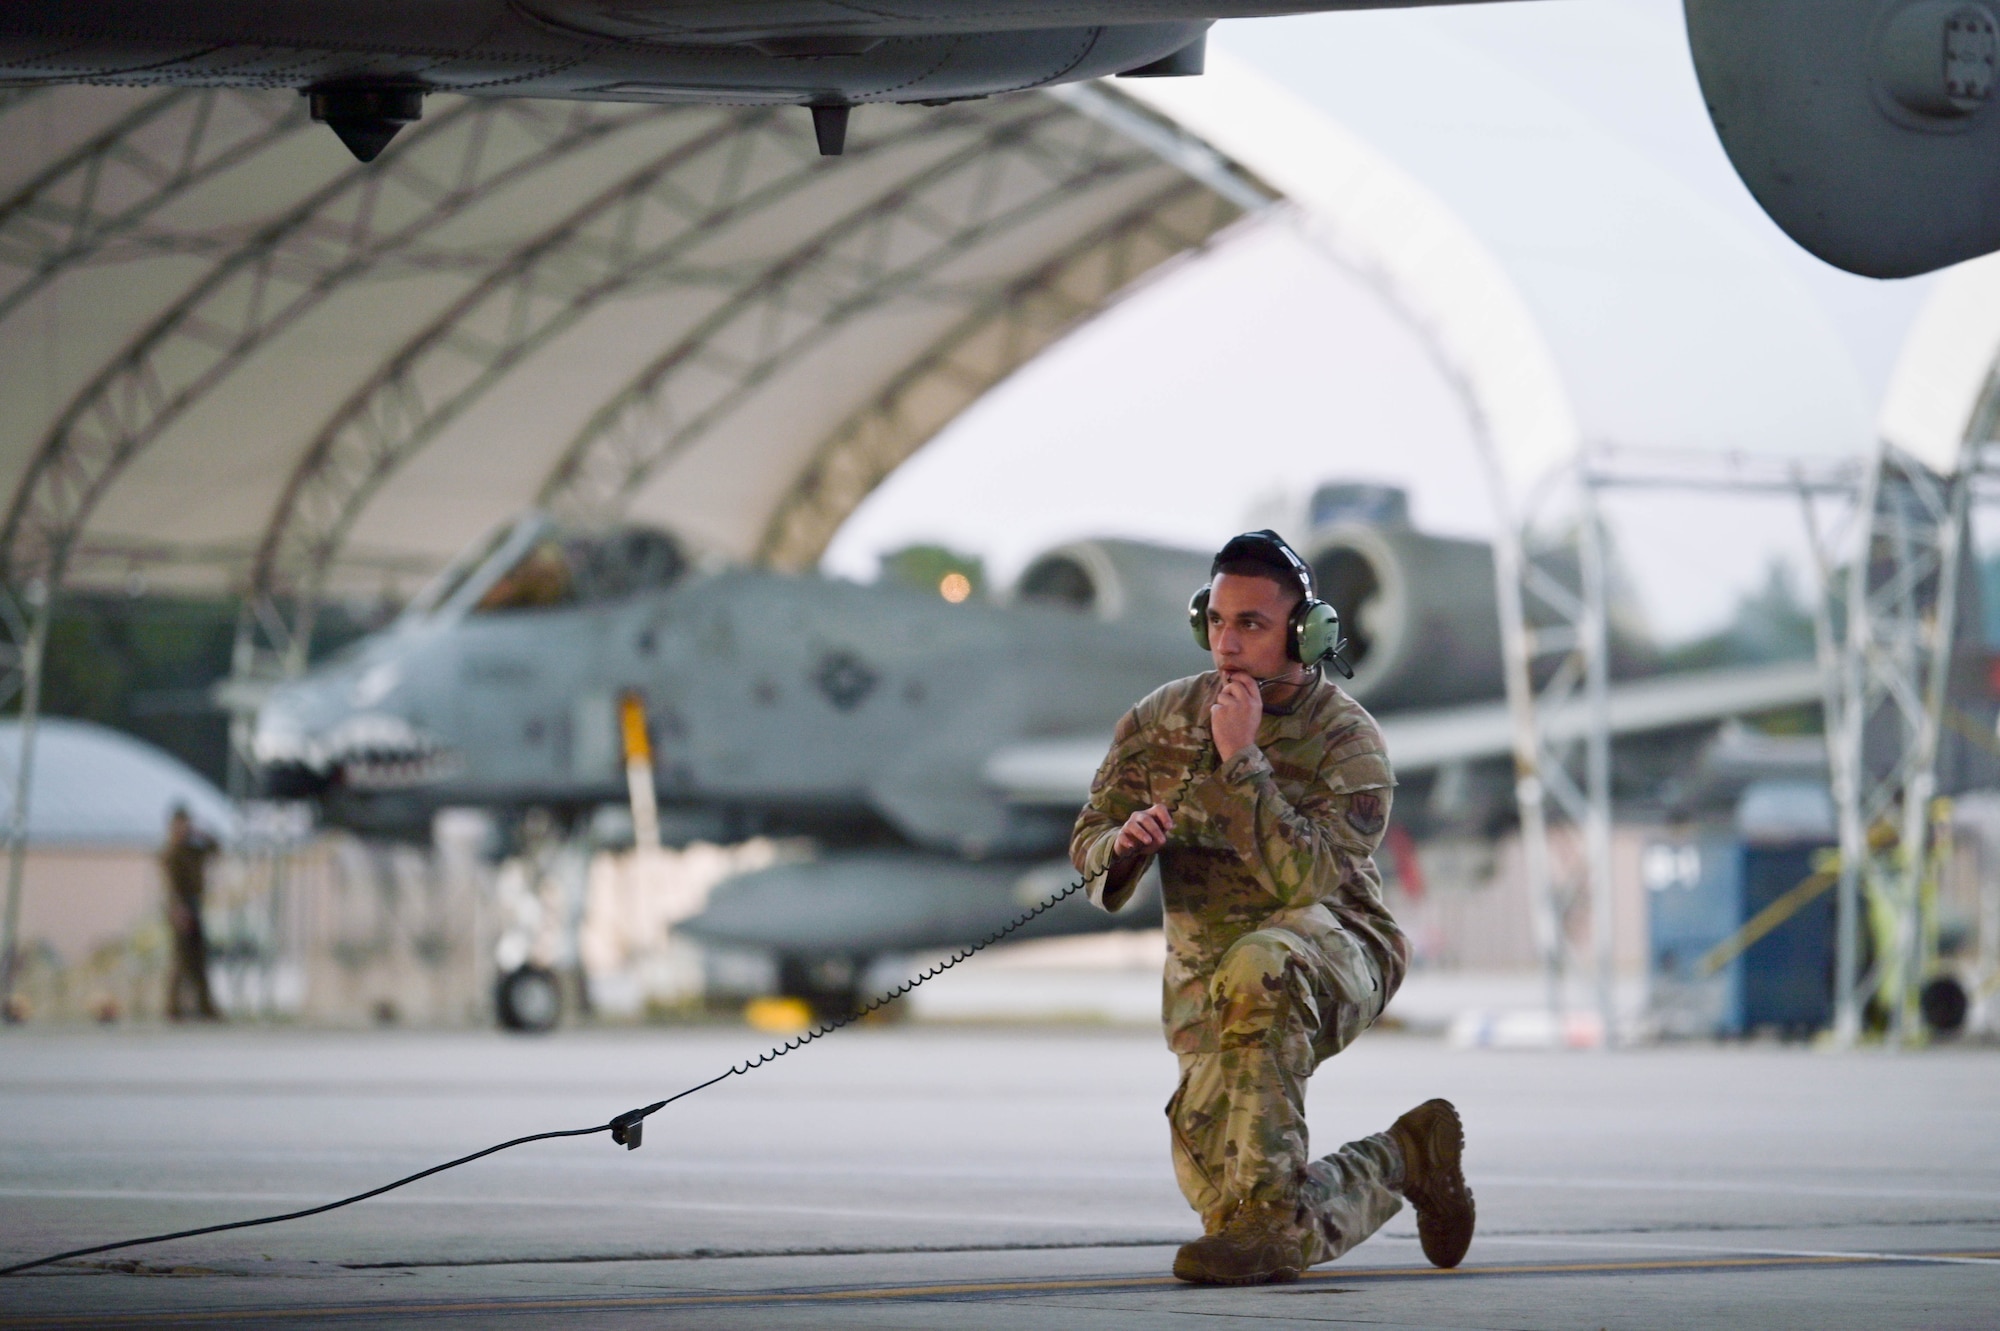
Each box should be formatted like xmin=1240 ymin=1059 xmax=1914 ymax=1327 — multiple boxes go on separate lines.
xmin=1389 ymin=1098 xmax=1475 ymax=1269
xmin=1172 ymin=1200 xmax=1308 ymax=1285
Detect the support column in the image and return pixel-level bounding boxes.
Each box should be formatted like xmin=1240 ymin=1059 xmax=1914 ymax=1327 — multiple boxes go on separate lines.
xmin=1482 ymin=458 xmax=1617 ymax=1043
xmin=0 ymin=591 xmax=49 ymax=1018
xmin=1499 ymin=460 xmax=1618 ymax=1045
xmin=1577 ymin=480 xmax=1617 ymax=1040
xmin=1894 ymin=466 xmax=1970 ymax=1042
xmin=223 ymin=591 xmax=305 ymax=801
xmin=1825 ymin=448 xmax=1970 ymax=1047
xmin=1486 ymin=495 xmax=1562 ymax=1020
xmin=1799 ymin=467 xmax=1870 ymax=1047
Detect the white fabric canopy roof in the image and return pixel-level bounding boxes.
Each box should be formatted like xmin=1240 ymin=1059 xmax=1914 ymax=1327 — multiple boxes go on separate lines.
xmin=0 ymin=85 xmax=1256 ymax=609
xmin=1880 ymin=253 xmax=2000 ymax=474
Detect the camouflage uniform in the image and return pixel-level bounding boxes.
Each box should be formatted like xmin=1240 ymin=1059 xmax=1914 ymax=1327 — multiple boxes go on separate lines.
xmin=1071 ymin=671 xmax=1410 ymax=1264
xmin=162 ymin=828 xmax=220 ymax=1021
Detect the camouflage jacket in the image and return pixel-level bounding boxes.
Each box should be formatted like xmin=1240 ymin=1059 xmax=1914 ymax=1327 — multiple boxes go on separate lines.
xmin=160 ymin=835 xmax=216 ymax=912
xmin=1069 ymin=671 xmax=1407 ymax=1054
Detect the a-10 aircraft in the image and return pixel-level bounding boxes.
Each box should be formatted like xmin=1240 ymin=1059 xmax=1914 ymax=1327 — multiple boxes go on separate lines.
xmin=0 ymin=1 xmax=1993 ymax=277
xmin=253 ymin=485 xmax=1823 ymax=1015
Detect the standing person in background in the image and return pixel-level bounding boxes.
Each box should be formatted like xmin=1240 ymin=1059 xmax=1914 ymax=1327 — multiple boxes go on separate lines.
xmin=1071 ymin=530 xmax=1474 ymax=1285
xmin=161 ymin=805 xmax=221 ymax=1021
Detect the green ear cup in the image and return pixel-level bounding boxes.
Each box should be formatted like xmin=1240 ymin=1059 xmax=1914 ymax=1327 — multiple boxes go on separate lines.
xmin=1293 ymin=597 xmax=1341 ymax=665
xmin=1188 ymin=586 xmax=1212 ymax=651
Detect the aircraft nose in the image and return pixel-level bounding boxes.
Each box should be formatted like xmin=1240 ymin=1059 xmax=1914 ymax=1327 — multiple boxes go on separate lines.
xmin=259 ymin=757 xmax=333 ymax=800
xmin=251 ymin=682 xmax=336 ymax=798
xmin=253 ymin=664 xmax=461 ymax=795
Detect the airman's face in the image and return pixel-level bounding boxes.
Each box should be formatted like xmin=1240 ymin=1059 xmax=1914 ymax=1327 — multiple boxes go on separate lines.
xmin=1206 ymin=573 xmax=1297 ymax=680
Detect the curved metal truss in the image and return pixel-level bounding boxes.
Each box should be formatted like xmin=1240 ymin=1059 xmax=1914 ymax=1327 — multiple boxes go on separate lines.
xmin=755 ymin=184 xmax=1241 ymax=570
xmin=531 ymin=106 xmax=1166 ymax=532
xmin=0 ymin=94 xmax=661 ymax=590
xmin=245 ymin=101 xmax=826 ymax=616
xmin=251 ymin=100 xmax=1167 ymax=652
xmin=0 ymin=88 xmax=311 ymax=328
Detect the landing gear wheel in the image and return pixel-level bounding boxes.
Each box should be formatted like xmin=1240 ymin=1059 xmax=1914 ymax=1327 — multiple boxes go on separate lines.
xmin=496 ymin=963 xmax=562 ymax=1033
xmin=1920 ymin=974 xmax=1969 ymax=1036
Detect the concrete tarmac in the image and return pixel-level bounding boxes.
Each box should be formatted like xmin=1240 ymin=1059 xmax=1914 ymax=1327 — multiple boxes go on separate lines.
xmin=0 ymin=1022 xmax=1994 ymax=1328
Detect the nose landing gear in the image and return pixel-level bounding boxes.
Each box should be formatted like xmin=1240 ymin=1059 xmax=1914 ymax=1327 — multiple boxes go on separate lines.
xmin=495 ymin=963 xmax=563 ymax=1033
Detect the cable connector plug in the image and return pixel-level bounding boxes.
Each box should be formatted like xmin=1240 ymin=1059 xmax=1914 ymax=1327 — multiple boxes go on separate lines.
xmin=609 ymin=1103 xmax=658 ymax=1150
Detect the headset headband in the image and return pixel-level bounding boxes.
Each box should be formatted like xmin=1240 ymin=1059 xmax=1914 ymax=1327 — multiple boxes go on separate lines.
xmin=1210 ymin=529 xmax=1315 ymax=601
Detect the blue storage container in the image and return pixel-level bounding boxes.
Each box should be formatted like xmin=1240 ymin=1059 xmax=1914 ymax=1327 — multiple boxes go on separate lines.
xmin=1645 ymin=781 xmax=1836 ymax=1038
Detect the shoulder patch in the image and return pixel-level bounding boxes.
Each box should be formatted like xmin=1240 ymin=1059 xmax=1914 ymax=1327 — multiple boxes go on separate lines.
xmin=1324 ymin=747 xmax=1394 ymax=795
xmin=1344 ymin=789 xmax=1388 ymax=838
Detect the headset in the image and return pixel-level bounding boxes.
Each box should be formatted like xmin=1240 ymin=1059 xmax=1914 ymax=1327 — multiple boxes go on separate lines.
xmin=1187 ymin=529 xmax=1352 ymax=678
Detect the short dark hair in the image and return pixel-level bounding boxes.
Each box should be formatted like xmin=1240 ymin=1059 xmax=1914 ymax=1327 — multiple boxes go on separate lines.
xmin=1209 ymin=530 xmax=1311 ymax=609
xmin=1211 ymin=558 xmax=1303 ymax=607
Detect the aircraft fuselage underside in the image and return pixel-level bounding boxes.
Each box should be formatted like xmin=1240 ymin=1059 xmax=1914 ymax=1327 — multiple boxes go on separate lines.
xmin=0 ymin=2 xmax=1414 ymax=109
xmin=9 ymin=2 xmax=2000 ymax=276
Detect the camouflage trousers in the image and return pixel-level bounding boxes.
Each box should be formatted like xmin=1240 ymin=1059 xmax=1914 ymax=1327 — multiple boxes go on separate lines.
xmin=166 ymin=925 xmax=220 ymax=1021
xmin=1165 ymin=920 xmax=1403 ymax=1265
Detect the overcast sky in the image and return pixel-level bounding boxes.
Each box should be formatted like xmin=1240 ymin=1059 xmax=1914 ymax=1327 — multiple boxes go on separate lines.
xmin=825 ymin=0 xmax=1939 ymax=645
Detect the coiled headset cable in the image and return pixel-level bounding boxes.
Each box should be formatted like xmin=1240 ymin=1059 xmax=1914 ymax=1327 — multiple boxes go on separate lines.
xmin=0 ymin=758 xmax=1214 ymax=1280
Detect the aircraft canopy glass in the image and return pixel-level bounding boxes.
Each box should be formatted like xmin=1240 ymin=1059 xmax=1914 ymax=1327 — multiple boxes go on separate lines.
xmin=472 ymin=525 xmax=686 ymax=615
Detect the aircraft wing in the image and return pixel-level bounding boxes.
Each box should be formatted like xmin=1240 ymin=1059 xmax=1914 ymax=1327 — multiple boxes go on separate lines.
xmin=5 ymin=2 xmax=1998 ymax=272
xmin=983 ymin=660 xmax=1824 ymax=803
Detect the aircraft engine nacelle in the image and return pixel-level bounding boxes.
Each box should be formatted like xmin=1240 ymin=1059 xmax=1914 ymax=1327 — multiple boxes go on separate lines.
xmin=1304 ymin=525 xmax=1504 ymax=711
xmin=1013 ymin=538 xmax=1216 ymax=624
xmin=1018 ymin=527 xmax=1518 ymax=710
xmin=1687 ymin=0 xmax=2000 ymax=277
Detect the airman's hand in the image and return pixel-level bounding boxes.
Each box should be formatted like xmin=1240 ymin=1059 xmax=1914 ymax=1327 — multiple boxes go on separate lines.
xmin=1114 ymin=803 xmax=1174 ymax=859
xmin=1210 ymin=669 xmax=1262 ymax=762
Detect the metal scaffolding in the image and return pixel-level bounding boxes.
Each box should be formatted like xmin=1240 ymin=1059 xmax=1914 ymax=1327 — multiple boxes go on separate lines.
xmin=1827 ymin=451 xmax=1956 ymax=1045
xmin=1487 ymin=460 xmax=1617 ymax=1040
xmin=1566 ymin=439 xmax=1990 ymax=1048
xmin=1822 ymin=417 xmax=2000 ymax=1045
xmin=1573 ymin=446 xmax=1867 ymax=1045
